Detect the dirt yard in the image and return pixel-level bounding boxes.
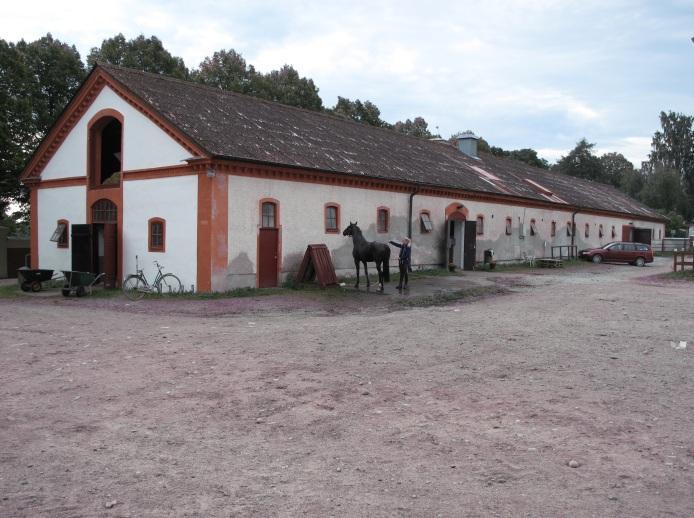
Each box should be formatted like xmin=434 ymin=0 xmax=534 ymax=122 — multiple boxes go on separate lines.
xmin=1 ymin=258 xmax=693 ymax=517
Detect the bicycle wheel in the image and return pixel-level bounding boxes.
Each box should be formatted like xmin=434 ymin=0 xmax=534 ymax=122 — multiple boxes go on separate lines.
xmin=122 ymin=275 xmax=147 ymax=301
xmin=157 ymin=273 xmax=183 ymax=296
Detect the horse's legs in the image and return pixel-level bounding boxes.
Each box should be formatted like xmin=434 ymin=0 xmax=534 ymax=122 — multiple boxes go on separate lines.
xmin=363 ymin=262 xmax=370 ymax=287
xmin=376 ymin=262 xmax=383 ymax=291
xmin=354 ymin=259 xmax=360 ymax=288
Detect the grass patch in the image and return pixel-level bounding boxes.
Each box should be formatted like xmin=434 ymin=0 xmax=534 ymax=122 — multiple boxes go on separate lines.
xmin=396 ymin=285 xmax=505 ymax=307
xmin=664 ymin=270 xmax=694 ymax=281
xmin=0 ymin=284 xmax=21 ymax=299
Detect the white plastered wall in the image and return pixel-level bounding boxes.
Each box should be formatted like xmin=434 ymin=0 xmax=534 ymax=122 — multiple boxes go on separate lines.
xmin=37 ymin=186 xmax=86 ymax=271
xmin=41 ymin=85 xmax=193 ymax=181
xmin=226 ymin=175 xmax=665 ymax=287
xmin=122 ymin=176 xmax=198 ymax=289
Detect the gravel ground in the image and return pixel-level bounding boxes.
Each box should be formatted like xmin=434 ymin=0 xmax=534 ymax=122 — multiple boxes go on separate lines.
xmin=1 ymin=258 xmax=693 ymax=517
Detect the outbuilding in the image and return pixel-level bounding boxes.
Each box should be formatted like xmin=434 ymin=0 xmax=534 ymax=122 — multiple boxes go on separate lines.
xmin=21 ymin=65 xmax=665 ymax=291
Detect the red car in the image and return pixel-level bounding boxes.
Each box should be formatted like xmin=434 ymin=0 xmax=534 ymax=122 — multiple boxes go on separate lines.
xmin=580 ymin=241 xmax=653 ymax=266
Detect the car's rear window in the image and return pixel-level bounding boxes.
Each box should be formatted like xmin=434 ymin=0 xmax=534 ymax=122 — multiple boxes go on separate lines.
xmin=637 ymin=244 xmax=649 ymax=251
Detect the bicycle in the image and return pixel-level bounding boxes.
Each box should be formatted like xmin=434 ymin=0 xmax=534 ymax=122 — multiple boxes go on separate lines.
xmin=122 ymin=255 xmax=183 ymax=300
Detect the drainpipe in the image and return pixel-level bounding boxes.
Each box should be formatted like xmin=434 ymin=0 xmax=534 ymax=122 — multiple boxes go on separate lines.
xmin=407 ymin=190 xmax=419 ymax=239
xmin=571 ymin=210 xmax=579 ymax=258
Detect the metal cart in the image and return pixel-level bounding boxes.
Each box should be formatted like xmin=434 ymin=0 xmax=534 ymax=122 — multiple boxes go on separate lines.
xmin=61 ymin=271 xmax=104 ymax=297
xmin=17 ymin=267 xmax=62 ymax=292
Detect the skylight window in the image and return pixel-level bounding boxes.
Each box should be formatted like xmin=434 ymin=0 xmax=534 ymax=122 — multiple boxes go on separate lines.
xmin=471 ymin=165 xmax=501 ymax=182
xmin=524 ymin=178 xmax=567 ymax=204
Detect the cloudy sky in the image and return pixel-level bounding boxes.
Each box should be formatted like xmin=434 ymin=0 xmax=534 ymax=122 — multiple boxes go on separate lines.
xmin=4 ymin=0 xmax=693 ymax=166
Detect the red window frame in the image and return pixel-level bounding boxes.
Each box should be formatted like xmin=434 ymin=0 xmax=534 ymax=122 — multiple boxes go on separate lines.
xmin=377 ymin=207 xmax=390 ymax=233
xmin=505 ymin=217 xmax=512 ymax=235
xmin=476 ymin=215 xmax=484 ymax=235
xmin=551 ymin=221 xmax=556 ymax=237
xmin=324 ymin=203 xmax=340 ymax=233
xmin=566 ymin=221 xmax=573 ymax=237
xmin=584 ymin=223 xmax=590 ymax=238
xmin=530 ymin=219 xmax=537 ymax=236
xmin=611 ymin=225 xmax=617 ymax=239
xmin=599 ymin=224 xmax=604 ymax=238
xmin=57 ymin=219 xmax=69 ymax=248
xmin=148 ymin=217 xmax=166 ymax=253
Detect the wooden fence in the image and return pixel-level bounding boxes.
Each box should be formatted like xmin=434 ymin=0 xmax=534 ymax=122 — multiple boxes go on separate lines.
xmin=673 ymin=251 xmax=694 ymax=272
xmin=653 ymin=237 xmax=694 ymax=253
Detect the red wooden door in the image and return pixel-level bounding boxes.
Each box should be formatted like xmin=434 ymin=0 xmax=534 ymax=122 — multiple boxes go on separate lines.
xmin=258 ymin=228 xmax=279 ymax=288
xmin=102 ymin=223 xmax=117 ymax=288
xmin=621 ymin=225 xmax=633 ymax=242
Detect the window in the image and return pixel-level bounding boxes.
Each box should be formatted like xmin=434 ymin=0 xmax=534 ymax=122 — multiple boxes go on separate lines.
xmin=658 ymin=229 xmax=662 ymax=240
xmin=566 ymin=221 xmax=573 ymax=237
xmin=377 ymin=207 xmax=389 ymax=233
xmin=50 ymin=220 xmax=69 ymax=248
xmin=420 ymin=211 xmax=433 ymax=233
xmin=530 ymin=219 xmax=537 ymax=236
xmin=92 ymin=199 xmax=117 ymax=223
xmin=148 ymin=218 xmax=165 ymax=252
xmin=599 ymin=224 xmax=604 ymax=238
xmin=325 ymin=204 xmax=339 ymax=233
xmin=88 ymin=113 xmax=123 ymax=187
xmin=584 ymin=223 xmax=590 ymax=238
xmin=611 ymin=225 xmax=616 ymax=239
xmin=476 ymin=215 xmax=484 ymax=235
xmin=505 ymin=217 xmax=512 ymax=235
xmin=551 ymin=221 xmax=556 ymax=237
xmin=261 ymin=202 xmax=277 ymax=228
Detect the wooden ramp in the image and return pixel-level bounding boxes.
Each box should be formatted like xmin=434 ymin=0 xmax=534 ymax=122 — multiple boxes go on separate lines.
xmin=296 ymin=244 xmax=339 ymax=288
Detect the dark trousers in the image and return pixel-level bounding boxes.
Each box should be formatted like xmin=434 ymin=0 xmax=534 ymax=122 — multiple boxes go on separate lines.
xmin=398 ymin=261 xmax=408 ymax=287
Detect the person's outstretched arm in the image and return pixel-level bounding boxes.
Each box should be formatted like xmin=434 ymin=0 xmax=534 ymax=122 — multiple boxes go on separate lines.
xmin=389 ymin=240 xmax=402 ymax=248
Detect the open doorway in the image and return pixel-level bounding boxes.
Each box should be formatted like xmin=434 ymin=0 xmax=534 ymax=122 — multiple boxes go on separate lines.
xmin=71 ymin=199 xmax=118 ymax=287
xmin=446 ymin=216 xmax=477 ymax=270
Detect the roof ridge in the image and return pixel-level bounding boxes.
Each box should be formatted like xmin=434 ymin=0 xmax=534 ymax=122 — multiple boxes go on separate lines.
xmin=97 ymin=63 xmax=464 ymax=150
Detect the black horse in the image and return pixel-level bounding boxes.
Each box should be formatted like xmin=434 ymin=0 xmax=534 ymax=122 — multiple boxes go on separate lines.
xmin=343 ymin=222 xmax=391 ymax=290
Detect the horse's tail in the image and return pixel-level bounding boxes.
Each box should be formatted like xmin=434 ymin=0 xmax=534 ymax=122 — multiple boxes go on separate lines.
xmin=383 ymin=246 xmax=391 ymax=282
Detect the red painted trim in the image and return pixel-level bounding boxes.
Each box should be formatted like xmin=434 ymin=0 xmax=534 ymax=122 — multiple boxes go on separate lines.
xmin=87 ymin=109 xmax=123 ymax=189
xmin=324 ymin=202 xmax=340 ymax=233
xmin=57 ymin=219 xmax=69 ymax=248
xmin=197 ymin=173 xmax=230 ymax=291
xmin=148 ymin=217 xmax=166 ymax=252
xmin=445 ymin=202 xmax=469 ymax=221
xmin=36 ymin=176 xmax=87 ymax=189
xmin=20 ymin=66 xmax=207 ymax=182
xmin=123 ymin=164 xmax=196 ymax=181
xmin=376 ymin=206 xmax=390 ymax=233
xmin=30 ymin=188 xmax=38 ymax=268
xmin=87 ymin=189 xmax=123 ymax=285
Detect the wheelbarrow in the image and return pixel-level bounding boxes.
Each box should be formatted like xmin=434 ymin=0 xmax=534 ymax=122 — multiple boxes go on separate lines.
xmin=61 ymin=271 xmax=105 ymax=297
xmin=17 ymin=267 xmax=63 ymax=292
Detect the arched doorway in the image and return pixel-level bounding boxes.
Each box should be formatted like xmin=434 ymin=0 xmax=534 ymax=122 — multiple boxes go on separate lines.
xmin=445 ymin=203 xmax=476 ymax=270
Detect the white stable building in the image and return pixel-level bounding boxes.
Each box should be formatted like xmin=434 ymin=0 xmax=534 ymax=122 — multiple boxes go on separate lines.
xmin=21 ymin=64 xmax=665 ymax=291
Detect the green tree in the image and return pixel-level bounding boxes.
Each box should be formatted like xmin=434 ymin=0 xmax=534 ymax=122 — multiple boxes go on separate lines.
xmin=459 ymin=135 xmax=549 ymax=168
xmin=393 ymin=117 xmax=438 ymax=138
xmin=87 ymin=34 xmax=188 ymax=79
xmin=552 ymin=139 xmax=603 ymax=181
xmin=0 ymin=34 xmax=85 ymax=217
xmin=646 ymin=111 xmax=694 ymax=219
xmin=599 ymin=152 xmax=638 ymax=189
xmin=192 ymin=49 xmax=250 ymax=93
xmin=251 ymin=65 xmax=323 ymax=111
xmin=331 ymin=97 xmax=389 ymax=127
xmin=639 ymin=166 xmax=688 ymax=215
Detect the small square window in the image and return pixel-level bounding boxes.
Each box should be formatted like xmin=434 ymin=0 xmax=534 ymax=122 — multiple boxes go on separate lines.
xmin=325 ymin=205 xmax=339 ymax=233
xmin=420 ymin=212 xmax=433 ymax=233
xmin=149 ymin=218 xmax=165 ymax=252
xmin=377 ymin=208 xmax=389 ymax=233
xmin=50 ymin=222 xmax=67 ymax=244
xmin=476 ymin=216 xmax=484 ymax=235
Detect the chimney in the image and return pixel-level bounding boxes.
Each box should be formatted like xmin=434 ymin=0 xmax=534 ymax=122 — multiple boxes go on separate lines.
xmin=456 ymin=131 xmax=479 ymax=158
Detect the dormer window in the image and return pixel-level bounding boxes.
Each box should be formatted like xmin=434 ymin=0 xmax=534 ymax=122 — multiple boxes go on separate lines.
xmin=88 ymin=112 xmax=123 ymax=188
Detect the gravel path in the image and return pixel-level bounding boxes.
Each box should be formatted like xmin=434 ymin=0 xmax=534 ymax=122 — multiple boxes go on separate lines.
xmin=1 ymin=258 xmax=693 ymax=517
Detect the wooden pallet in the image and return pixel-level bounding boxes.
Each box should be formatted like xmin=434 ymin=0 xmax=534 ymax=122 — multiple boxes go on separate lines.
xmin=537 ymin=258 xmax=564 ymax=268
xmin=295 ymin=244 xmax=339 ymax=288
